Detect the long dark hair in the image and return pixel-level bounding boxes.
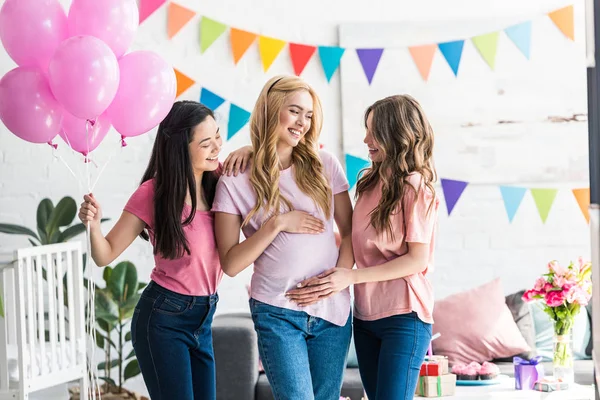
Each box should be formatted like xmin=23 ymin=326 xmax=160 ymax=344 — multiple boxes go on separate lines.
xmin=139 ymin=101 xmax=219 ymax=259
xmin=356 ymin=95 xmax=437 ymax=240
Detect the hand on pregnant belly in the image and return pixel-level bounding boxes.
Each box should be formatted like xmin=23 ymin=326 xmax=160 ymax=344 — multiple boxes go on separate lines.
xmin=285 ymin=267 xmax=354 ymax=307
xmin=275 ymin=210 xmax=325 ymax=234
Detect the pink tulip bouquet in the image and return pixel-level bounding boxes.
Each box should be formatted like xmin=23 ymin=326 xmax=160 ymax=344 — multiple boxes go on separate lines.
xmin=522 ymin=257 xmax=592 ymax=382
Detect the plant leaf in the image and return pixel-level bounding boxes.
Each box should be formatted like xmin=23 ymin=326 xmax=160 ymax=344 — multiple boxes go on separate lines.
xmin=125 ymin=331 xmax=132 ymax=342
xmin=98 ymin=376 xmax=117 ymax=387
xmin=0 ymin=223 xmax=40 ymax=241
xmin=95 ymin=333 xmax=105 ymax=349
xmin=103 ymin=266 xmax=113 ymax=286
xmin=109 ymin=261 xmax=138 ymax=304
xmin=37 ymin=198 xmax=54 ymax=241
xmin=97 ymin=359 xmax=120 ymax=370
xmin=121 ymin=294 xmax=140 ymax=320
xmin=46 ymin=197 xmax=77 ymax=240
xmin=137 ymin=282 xmax=148 ymax=292
xmin=28 ymin=238 xmax=39 ymax=247
xmin=0 ymin=290 xmax=4 ymax=318
xmin=95 ymin=290 xmax=119 ymax=324
xmin=124 ymin=359 xmax=141 ymax=381
xmin=125 ymin=349 xmax=136 ymax=360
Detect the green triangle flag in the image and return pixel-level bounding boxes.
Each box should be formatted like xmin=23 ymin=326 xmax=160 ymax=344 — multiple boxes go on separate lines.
xmin=200 ymin=17 xmax=227 ymax=53
xmin=530 ymin=189 xmax=558 ymax=223
xmin=472 ymin=32 xmax=499 ymax=69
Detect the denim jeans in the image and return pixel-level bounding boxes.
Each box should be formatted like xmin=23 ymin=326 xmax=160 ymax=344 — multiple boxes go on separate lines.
xmin=249 ymin=298 xmax=351 ymax=400
xmin=131 ymin=281 xmax=218 ymax=400
xmin=353 ymin=312 xmax=432 ymax=400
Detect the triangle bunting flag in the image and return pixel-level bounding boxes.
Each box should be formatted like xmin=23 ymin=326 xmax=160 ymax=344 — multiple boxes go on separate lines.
xmin=318 ymin=46 xmax=346 ymax=82
xmin=505 ymin=22 xmax=532 ymax=59
xmin=200 ymin=88 xmax=226 ymax=111
xmin=230 ymin=28 xmax=257 ymax=64
xmin=200 ymin=17 xmax=228 ymax=53
xmin=139 ymin=0 xmax=166 ymax=24
xmin=344 ymin=154 xmax=370 ymax=189
xmin=168 ymin=3 xmax=196 ymax=39
xmin=472 ymin=32 xmax=499 ymax=69
xmin=530 ymin=189 xmax=558 ymax=223
xmin=289 ymin=43 xmax=317 ymax=76
xmin=228 ymin=104 xmax=251 ymax=140
xmin=441 ymin=179 xmax=468 ymax=216
xmin=356 ymin=49 xmax=384 ymax=85
xmin=408 ymin=44 xmax=437 ymax=81
xmin=258 ymin=36 xmax=287 ymax=72
xmin=572 ymin=188 xmax=590 ymax=223
xmin=548 ymin=5 xmax=574 ymax=41
xmin=438 ymin=40 xmax=464 ymax=77
xmin=174 ymin=69 xmax=195 ymax=97
xmin=499 ymin=186 xmax=527 ymax=223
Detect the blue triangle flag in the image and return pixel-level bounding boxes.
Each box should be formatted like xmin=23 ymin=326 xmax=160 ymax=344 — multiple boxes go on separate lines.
xmin=200 ymin=88 xmax=226 ymax=111
xmin=499 ymin=186 xmax=527 ymax=223
xmin=228 ymin=103 xmax=251 ymax=140
xmin=505 ymin=21 xmax=532 ymax=59
xmin=438 ymin=40 xmax=464 ymax=76
xmin=344 ymin=154 xmax=370 ymax=189
xmin=318 ymin=46 xmax=346 ymax=82
xmin=441 ymin=178 xmax=468 ymax=215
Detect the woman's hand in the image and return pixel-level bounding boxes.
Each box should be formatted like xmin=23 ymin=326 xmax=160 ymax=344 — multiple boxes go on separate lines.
xmin=286 ymin=268 xmax=355 ymax=306
xmin=222 ymin=145 xmax=253 ymax=176
xmin=275 ymin=211 xmax=325 ymax=234
xmin=78 ymin=193 xmax=102 ymax=228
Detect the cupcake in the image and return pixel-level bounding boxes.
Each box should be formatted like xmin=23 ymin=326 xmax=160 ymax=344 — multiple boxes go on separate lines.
xmin=468 ymin=362 xmax=482 ymax=374
xmin=451 ymin=363 xmax=478 ymax=380
xmin=479 ymin=362 xmax=499 ymax=380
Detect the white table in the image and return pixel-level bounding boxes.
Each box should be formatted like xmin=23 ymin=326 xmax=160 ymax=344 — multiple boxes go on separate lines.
xmin=428 ymin=376 xmax=595 ymax=400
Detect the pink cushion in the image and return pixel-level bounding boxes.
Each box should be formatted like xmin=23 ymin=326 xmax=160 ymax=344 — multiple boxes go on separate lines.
xmin=432 ymin=278 xmax=530 ymax=365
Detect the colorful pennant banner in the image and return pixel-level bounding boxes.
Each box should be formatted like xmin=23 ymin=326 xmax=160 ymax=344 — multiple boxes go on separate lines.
xmin=343 ymin=155 xmax=590 ymax=224
xmin=155 ymin=3 xmax=574 ymax=83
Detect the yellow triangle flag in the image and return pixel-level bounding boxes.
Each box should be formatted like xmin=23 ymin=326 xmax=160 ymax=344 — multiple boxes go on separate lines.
xmin=167 ymin=3 xmax=196 ymax=39
xmin=548 ymin=5 xmax=574 ymax=41
xmin=174 ymin=68 xmax=195 ymax=97
xmin=472 ymin=32 xmax=499 ymax=69
xmin=408 ymin=44 xmax=437 ymax=81
xmin=258 ymin=36 xmax=287 ymax=72
xmin=230 ymin=28 xmax=257 ymax=64
xmin=572 ymin=188 xmax=590 ymax=223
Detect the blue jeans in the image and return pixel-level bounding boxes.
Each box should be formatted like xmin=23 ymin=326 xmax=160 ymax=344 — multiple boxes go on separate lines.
xmin=353 ymin=312 xmax=432 ymax=400
xmin=249 ymin=298 xmax=351 ymax=400
xmin=131 ymin=281 xmax=218 ymax=400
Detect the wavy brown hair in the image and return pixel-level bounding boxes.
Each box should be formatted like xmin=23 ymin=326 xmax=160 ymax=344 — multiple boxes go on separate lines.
xmin=356 ymin=95 xmax=437 ymax=240
xmin=244 ymin=75 xmax=331 ymax=226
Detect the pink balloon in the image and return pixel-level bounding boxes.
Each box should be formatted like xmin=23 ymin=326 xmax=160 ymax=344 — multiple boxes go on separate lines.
xmin=0 ymin=67 xmax=62 ymax=144
xmin=48 ymin=35 xmax=120 ymax=120
xmin=0 ymin=0 xmax=68 ymax=70
xmin=59 ymin=112 xmax=111 ymax=155
xmin=106 ymin=51 xmax=176 ymax=138
xmin=68 ymin=0 xmax=138 ymax=59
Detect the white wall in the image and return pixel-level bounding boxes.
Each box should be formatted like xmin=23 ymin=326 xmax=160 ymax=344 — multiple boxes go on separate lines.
xmin=0 ymin=0 xmax=591 ymax=394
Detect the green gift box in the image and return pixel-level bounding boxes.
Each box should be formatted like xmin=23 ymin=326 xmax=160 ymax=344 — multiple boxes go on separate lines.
xmin=415 ymin=374 xmax=456 ymax=397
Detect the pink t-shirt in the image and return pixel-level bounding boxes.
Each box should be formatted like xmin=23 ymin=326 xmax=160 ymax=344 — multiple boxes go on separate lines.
xmin=212 ymin=150 xmax=351 ymax=326
xmin=352 ymin=172 xmax=439 ymax=324
xmin=124 ymin=179 xmax=223 ymax=296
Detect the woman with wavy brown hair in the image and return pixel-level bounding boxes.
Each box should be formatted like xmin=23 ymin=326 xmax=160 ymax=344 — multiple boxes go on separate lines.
xmin=287 ymin=94 xmax=439 ymax=399
xmin=212 ymin=75 xmax=354 ymax=400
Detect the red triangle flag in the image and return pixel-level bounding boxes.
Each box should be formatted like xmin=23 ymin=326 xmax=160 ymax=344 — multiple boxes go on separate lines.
xmin=289 ymin=43 xmax=317 ymax=76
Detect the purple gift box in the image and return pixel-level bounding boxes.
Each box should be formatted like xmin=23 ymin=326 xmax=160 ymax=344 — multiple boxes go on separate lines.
xmin=513 ymin=356 xmax=545 ymax=390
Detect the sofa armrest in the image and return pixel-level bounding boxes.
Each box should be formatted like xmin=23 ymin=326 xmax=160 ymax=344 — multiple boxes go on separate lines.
xmin=213 ymin=313 xmax=259 ymax=400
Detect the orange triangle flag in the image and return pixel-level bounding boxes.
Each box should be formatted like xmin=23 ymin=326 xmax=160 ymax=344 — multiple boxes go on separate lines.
xmin=258 ymin=36 xmax=287 ymax=72
xmin=572 ymin=188 xmax=590 ymax=223
xmin=174 ymin=68 xmax=195 ymax=97
xmin=548 ymin=5 xmax=574 ymax=41
xmin=408 ymin=44 xmax=437 ymax=81
xmin=230 ymin=28 xmax=257 ymax=64
xmin=167 ymin=3 xmax=196 ymax=39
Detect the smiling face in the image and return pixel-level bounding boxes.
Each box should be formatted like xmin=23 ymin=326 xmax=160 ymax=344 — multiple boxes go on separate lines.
xmin=364 ymin=111 xmax=384 ymax=162
xmin=276 ymin=90 xmax=313 ymax=148
xmin=188 ymin=116 xmax=222 ymax=173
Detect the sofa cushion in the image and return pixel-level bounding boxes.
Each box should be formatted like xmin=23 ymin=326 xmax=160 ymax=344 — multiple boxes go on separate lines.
xmin=432 ymin=278 xmax=531 ymax=365
xmin=494 ymin=290 xmax=537 ymax=361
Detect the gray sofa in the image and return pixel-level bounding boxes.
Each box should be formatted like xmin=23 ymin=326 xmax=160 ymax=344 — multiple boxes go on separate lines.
xmin=212 ymin=295 xmax=595 ymax=400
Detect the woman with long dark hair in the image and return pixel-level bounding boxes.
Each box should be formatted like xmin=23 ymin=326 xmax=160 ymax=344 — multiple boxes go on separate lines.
xmin=78 ymin=100 xmax=250 ymax=400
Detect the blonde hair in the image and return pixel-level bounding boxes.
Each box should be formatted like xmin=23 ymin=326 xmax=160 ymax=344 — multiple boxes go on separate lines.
xmin=244 ymin=75 xmax=332 ymax=226
xmin=356 ymin=94 xmax=437 ymax=240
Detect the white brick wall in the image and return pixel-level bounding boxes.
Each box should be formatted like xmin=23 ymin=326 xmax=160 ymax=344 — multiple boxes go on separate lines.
xmin=0 ymin=0 xmax=592 ymax=394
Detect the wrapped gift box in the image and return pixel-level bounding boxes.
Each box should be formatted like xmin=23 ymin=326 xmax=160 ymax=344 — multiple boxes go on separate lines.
xmin=513 ymin=356 xmax=545 ymax=390
xmin=533 ymin=379 xmax=569 ymax=392
xmin=415 ymin=374 xmax=456 ymax=397
xmin=420 ymin=361 xmax=443 ymax=376
xmin=424 ymin=355 xmax=449 ymax=375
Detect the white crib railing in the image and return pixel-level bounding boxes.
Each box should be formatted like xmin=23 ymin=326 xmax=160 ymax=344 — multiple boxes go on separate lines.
xmin=0 ymin=242 xmax=88 ymax=400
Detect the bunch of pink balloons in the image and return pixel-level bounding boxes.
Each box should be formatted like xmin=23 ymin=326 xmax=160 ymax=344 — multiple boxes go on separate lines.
xmin=0 ymin=0 xmax=176 ymax=155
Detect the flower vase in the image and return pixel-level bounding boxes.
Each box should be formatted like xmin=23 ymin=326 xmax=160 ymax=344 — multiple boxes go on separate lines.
xmin=552 ymin=328 xmax=574 ymax=384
